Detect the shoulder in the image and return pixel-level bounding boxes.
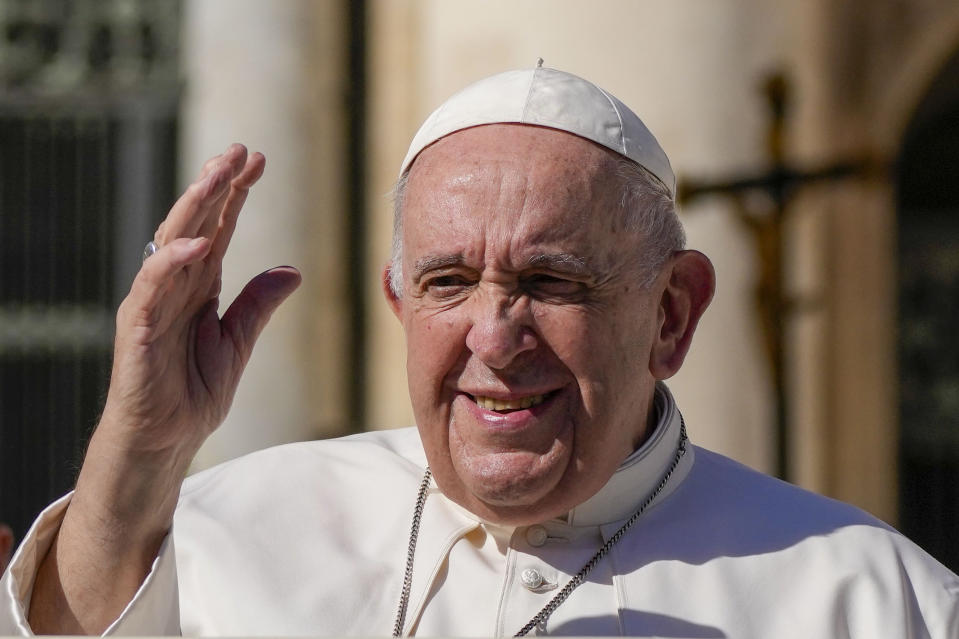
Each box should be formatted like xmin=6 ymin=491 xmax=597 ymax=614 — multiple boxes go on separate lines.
xmin=683 ymin=445 xmax=885 ymax=528
xmin=177 ymin=427 xmax=426 ymax=516
xmin=636 ymin=444 xmax=959 ymax=576
xmin=170 ymin=428 xmax=432 ymax=634
xmin=657 ymin=446 xmax=958 ymax=599
xmin=616 ymin=445 xmax=959 ymax=637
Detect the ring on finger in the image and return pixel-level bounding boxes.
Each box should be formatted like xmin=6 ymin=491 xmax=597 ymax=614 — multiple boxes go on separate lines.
xmin=143 ymin=240 xmax=160 ymax=263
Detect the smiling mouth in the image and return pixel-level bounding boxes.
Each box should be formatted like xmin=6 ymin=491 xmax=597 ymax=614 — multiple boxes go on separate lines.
xmin=471 ymin=392 xmax=551 ymax=413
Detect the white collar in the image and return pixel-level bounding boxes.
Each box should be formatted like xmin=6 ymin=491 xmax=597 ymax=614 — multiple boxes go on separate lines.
xmin=564 ymin=382 xmax=694 ymax=526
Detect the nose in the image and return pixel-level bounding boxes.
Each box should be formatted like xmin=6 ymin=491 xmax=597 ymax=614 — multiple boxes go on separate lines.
xmin=464 ymin=290 xmax=538 ymax=370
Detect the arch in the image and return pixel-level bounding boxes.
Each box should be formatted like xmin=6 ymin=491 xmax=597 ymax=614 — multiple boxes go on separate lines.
xmin=818 ymin=7 xmax=959 ymax=524
xmin=874 ymin=5 xmax=959 ymax=155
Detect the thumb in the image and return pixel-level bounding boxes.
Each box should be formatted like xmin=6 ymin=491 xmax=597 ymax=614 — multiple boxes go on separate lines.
xmin=220 ymin=266 xmax=302 ymax=363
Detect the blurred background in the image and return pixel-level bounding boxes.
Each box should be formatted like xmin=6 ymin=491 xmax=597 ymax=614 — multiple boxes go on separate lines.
xmin=0 ymin=0 xmax=957 ymax=574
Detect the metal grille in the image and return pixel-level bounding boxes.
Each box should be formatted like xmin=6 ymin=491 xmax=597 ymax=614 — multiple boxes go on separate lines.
xmin=0 ymin=0 xmax=179 ymax=543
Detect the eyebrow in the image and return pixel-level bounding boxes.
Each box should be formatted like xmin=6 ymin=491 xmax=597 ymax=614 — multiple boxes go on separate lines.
xmin=411 ymin=252 xmax=591 ymax=280
xmin=412 ymin=254 xmax=464 ymax=280
xmin=525 ymin=253 xmax=589 ymax=275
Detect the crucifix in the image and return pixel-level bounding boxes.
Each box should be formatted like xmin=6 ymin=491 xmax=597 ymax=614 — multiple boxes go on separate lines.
xmin=676 ymin=72 xmax=880 ymax=482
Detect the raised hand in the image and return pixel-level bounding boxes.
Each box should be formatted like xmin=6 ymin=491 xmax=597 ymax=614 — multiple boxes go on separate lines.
xmin=29 ymin=144 xmax=300 ymax=634
xmin=101 ymin=143 xmax=300 ymax=467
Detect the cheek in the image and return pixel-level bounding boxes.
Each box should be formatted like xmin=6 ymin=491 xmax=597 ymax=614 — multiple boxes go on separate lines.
xmin=530 ymin=305 xmax=589 ymax=350
xmin=404 ymin=308 xmax=469 ymax=401
xmin=534 ymin=304 xmax=652 ymax=401
xmin=533 ymin=305 xmax=614 ymax=369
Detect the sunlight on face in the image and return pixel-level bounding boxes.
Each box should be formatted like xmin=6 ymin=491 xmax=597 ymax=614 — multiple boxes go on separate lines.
xmin=394 ymin=125 xmax=665 ymax=525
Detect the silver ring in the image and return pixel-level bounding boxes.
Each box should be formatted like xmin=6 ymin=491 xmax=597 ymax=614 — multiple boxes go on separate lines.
xmin=142 ymin=240 xmax=159 ymax=262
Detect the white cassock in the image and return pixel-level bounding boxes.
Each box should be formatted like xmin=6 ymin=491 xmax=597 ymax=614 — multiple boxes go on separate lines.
xmin=2 ymin=385 xmax=958 ymax=637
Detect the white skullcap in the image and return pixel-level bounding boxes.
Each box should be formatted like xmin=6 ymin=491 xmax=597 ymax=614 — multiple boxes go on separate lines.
xmin=400 ymin=64 xmax=675 ymax=194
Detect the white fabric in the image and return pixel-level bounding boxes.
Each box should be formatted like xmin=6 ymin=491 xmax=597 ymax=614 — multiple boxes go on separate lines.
xmin=399 ymin=66 xmax=676 ymax=194
xmin=2 ymin=386 xmax=958 ymax=637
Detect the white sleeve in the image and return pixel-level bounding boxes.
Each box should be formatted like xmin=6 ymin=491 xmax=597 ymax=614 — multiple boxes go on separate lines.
xmin=0 ymin=493 xmax=182 ymax=636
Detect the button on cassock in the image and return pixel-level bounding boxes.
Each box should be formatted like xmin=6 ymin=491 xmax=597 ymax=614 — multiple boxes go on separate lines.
xmin=525 ymin=525 xmax=548 ymax=547
xmin=520 ymin=568 xmax=544 ymax=590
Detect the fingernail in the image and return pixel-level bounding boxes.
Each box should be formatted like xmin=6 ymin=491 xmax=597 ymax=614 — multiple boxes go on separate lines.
xmin=189 ymin=237 xmax=207 ymax=249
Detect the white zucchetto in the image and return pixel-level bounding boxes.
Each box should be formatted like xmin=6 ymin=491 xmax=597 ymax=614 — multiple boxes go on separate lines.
xmin=400 ymin=64 xmax=675 ymax=194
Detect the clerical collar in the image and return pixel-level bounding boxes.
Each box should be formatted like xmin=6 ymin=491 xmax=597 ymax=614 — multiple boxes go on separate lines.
xmin=563 ymin=382 xmax=694 ymax=527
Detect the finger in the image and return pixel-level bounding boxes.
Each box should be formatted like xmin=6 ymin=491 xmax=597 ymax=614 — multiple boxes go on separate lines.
xmin=195 ymin=142 xmax=248 ymax=184
xmin=155 ymin=166 xmax=231 ymax=246
xmin=186 ymin=145 xmax=252 ymax=240
xmin=182 ymin=145 xmax=248 ymax=239
xmin=157 ymin=145 xmax=248 ymax=243
xmin=150 ymin=144 xmax=245 ymax=258
xmin=218 ymin=267 xmax=301 ymax=365
xmin=120 ymin=237 xmax=213 ymax=336
xmin=232 ymin=150 xmax=267 ymax=190
xmin=207 ymin=152 xmax=266 ymax=264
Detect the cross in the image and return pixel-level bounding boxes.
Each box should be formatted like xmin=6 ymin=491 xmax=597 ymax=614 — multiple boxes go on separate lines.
xmin=676 ymin=71 xmax=882 ymax=482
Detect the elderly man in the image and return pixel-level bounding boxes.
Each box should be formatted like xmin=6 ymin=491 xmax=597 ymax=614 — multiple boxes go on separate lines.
xmin=2 ymin=66 xmax=957 ymax=637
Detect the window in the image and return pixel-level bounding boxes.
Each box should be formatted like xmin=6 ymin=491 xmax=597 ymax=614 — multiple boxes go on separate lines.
xmin=0 ymin=0 xmax=180 ymax=542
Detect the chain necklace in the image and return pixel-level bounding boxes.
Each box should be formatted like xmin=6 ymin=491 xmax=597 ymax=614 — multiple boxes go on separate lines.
xmin=392 ymin=417 xmax=688 ymax=637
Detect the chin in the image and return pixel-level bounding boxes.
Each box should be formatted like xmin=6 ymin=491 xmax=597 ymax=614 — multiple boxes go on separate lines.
xmin=470 ymin=478 xmax=551 ymax=508
xmin=468 ymin=492 xmax=571 ymax=526
xmin=454 ymin=457 xmax=571 ymax=523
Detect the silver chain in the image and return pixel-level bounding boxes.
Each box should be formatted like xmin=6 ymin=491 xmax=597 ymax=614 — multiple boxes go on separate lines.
xmin=393 ymin=467 xmax=433 ymax=637
xmin=392 ymin=417 xmax=688 ymax=637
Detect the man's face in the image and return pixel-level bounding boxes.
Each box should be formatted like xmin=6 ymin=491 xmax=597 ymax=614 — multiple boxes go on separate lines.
xmin=391 ymin=124 xmax=668 ymax=525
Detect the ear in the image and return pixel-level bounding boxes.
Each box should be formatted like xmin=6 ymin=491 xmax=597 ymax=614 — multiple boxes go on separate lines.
xmin=382 ymin=262 xmax=403 ymax=319
xmin=649 ymin=250 xmax=715 ymax=379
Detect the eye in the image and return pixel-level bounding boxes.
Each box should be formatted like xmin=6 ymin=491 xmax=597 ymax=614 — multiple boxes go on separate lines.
xmin=523 ymin=273 xmax=585 ymax=298
xmin=425 ymin=274 xmax=473 ymax=298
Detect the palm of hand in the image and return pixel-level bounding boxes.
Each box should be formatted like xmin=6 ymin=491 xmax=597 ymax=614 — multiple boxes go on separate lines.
xmin=97 ymin=144 xmax=300 ymax=467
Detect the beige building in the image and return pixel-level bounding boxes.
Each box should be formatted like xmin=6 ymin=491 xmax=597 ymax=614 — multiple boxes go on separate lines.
xmin=175 ymin=0 xmax=959 ymax=567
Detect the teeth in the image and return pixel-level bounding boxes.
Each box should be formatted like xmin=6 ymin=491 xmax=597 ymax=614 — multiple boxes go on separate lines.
xmin=474 ymin=394 xmax=546 ymax=411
